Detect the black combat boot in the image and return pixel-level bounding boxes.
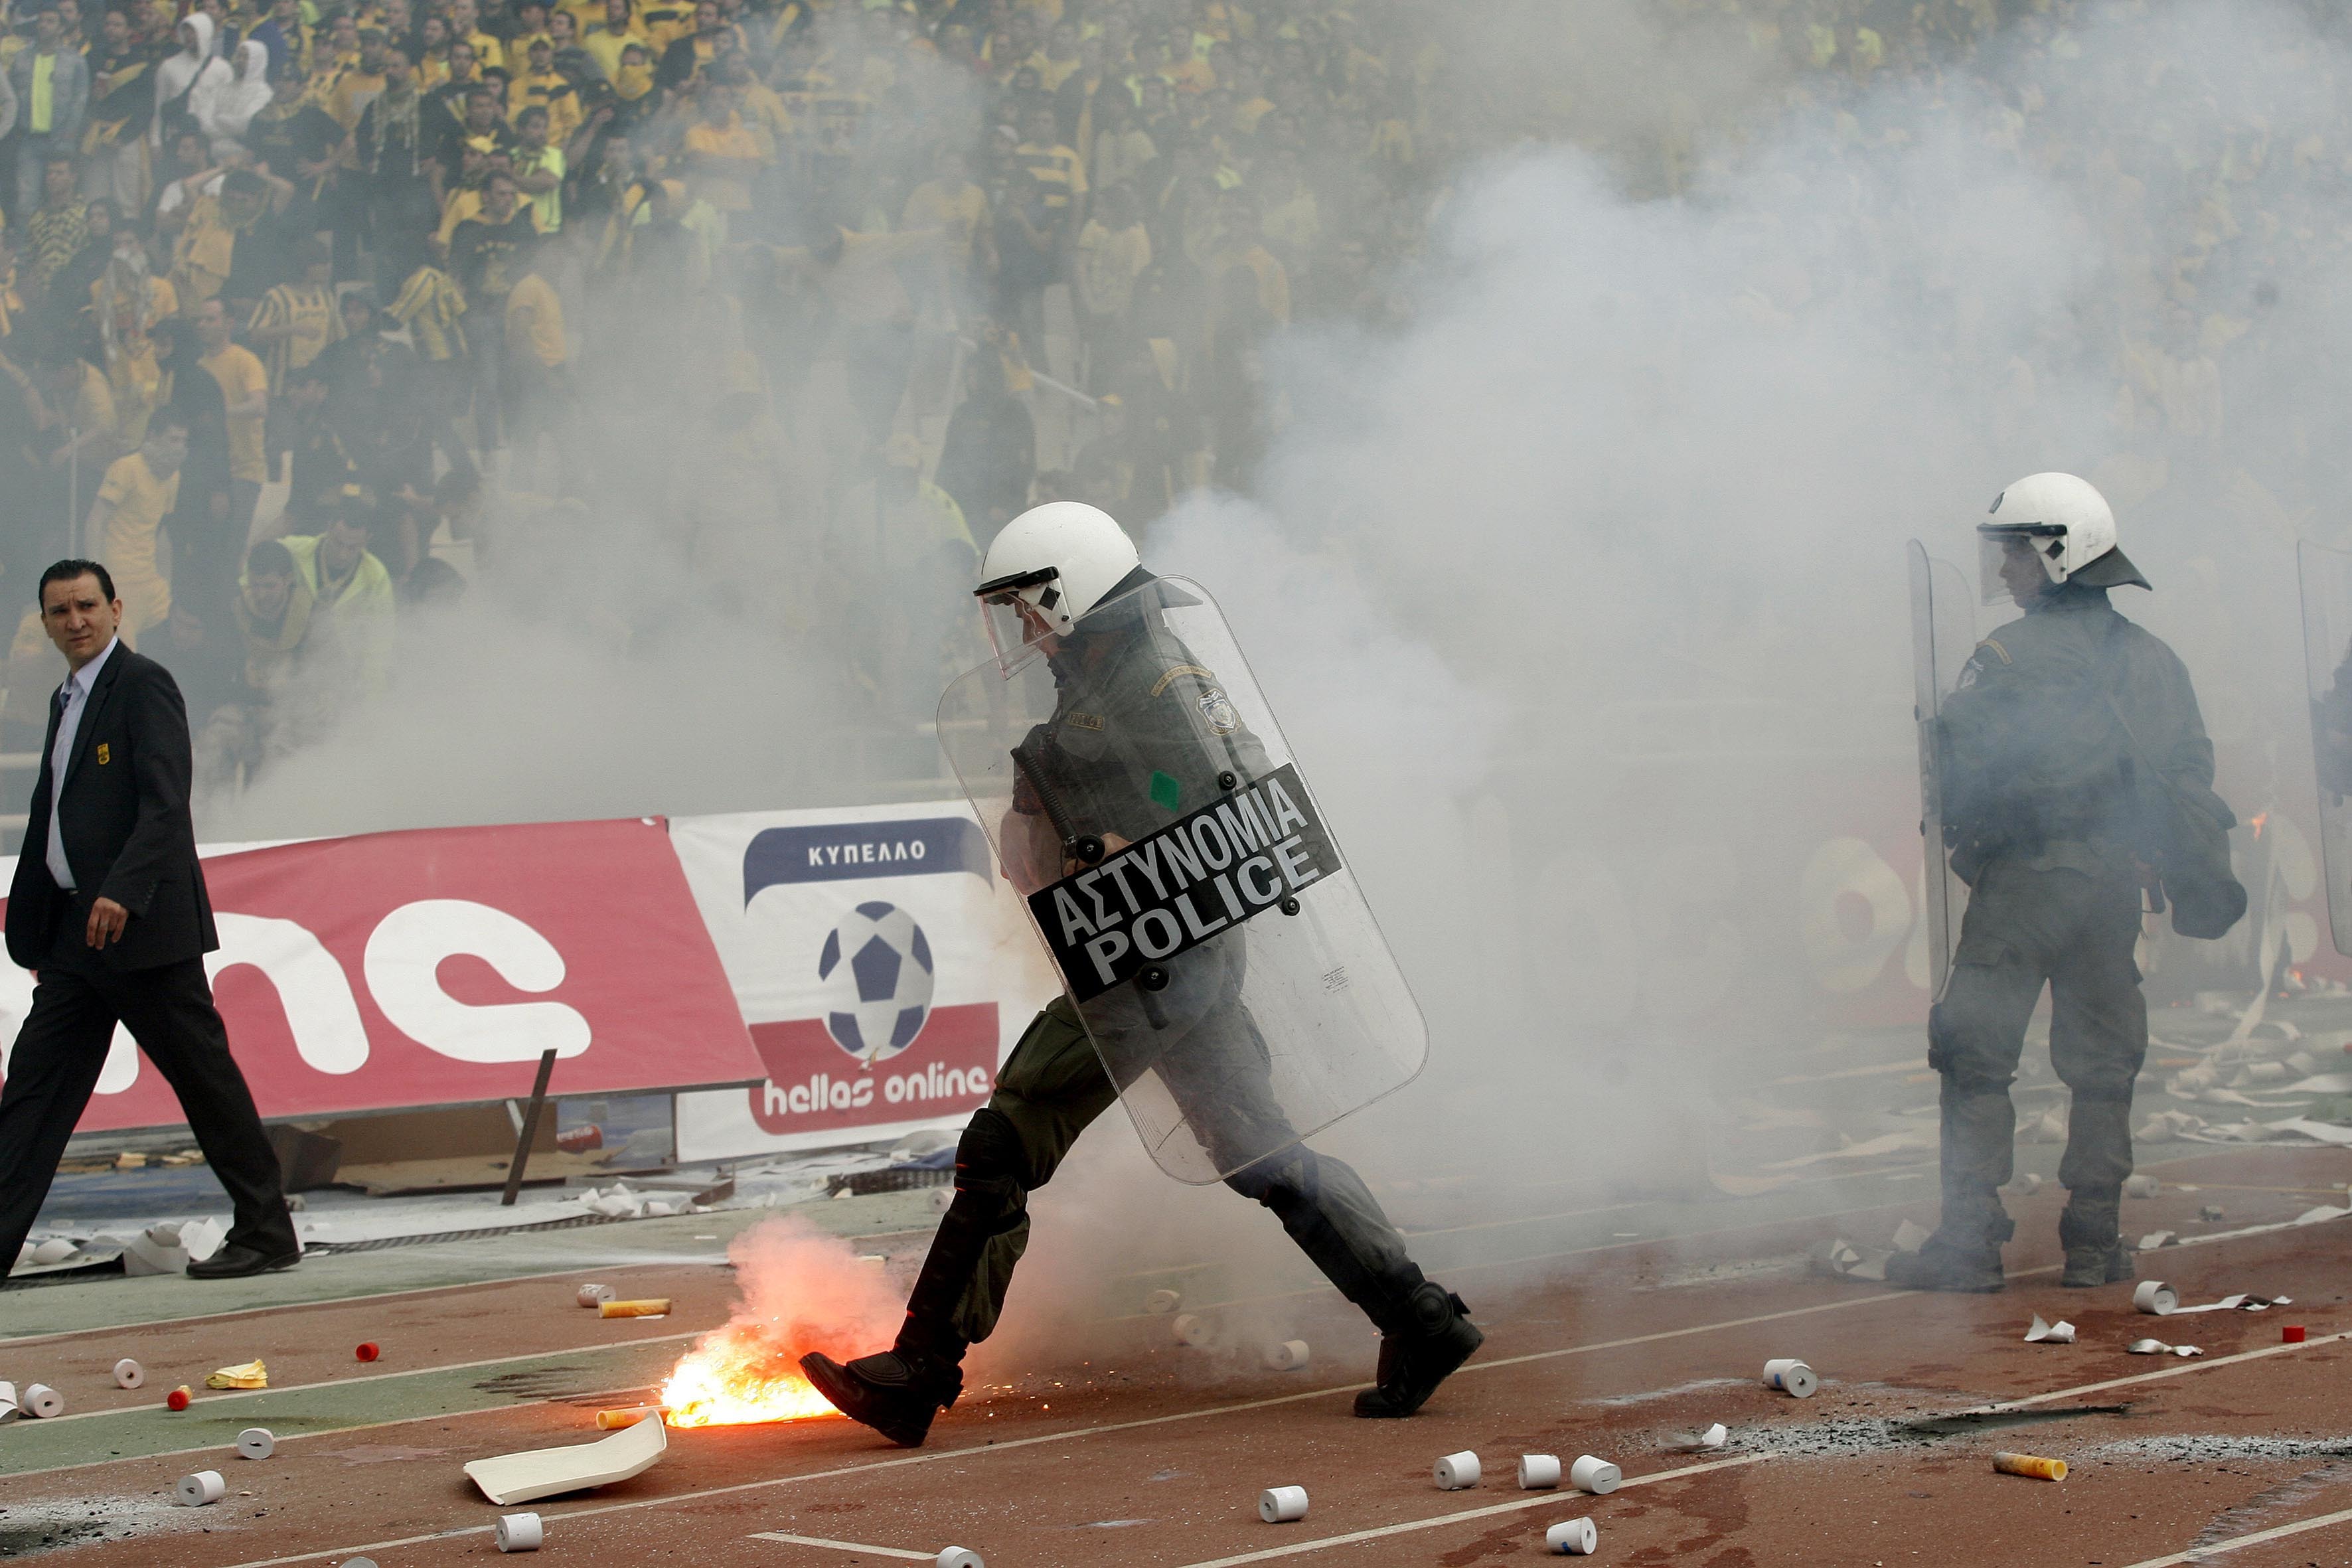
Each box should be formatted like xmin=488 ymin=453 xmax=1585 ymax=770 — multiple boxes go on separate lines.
xmin=2059 ymin=1190 xmax=2134 ymax=1288
xmin=1353 ymin=1281 xmax=1483 ymax=1418
xmin=799 ymin=1348 xmax=964 ymax=1448
xmin=1885 ymin=1208 xmax=2013 ymax=1294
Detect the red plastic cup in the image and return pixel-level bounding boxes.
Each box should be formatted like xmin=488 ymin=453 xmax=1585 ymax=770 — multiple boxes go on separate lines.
xmin=2283 ymin=1325 xmax=2307 ymax=1344
xmin=165 ymin=1386 xmax=191 ymax=1411
xmin=355 ymin=1342 xmax=380 ymax=1362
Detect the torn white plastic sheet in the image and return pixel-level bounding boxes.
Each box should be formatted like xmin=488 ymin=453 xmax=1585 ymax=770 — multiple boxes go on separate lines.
xmin=2284 ymin=1073 xmax=2352 ymax=1095
xmin=465 ymin=1413 xmax=666 ymax=1505
xmin=2023 ymin=1316 xmax=2077 ymax=1344
xmin=2264 ymin=1117 xmax=2352 ymax=1146
xmin=2126 ymin=1339 xmax=2203 ymax=1357
xmin=2165 ymin=1293 xmax=2291 ymax=1315
xmin=1891 ymin=1219 xmax=1932 ymax=1253
xmin=1814 ymin=1238 xmax=1891 ymax=1282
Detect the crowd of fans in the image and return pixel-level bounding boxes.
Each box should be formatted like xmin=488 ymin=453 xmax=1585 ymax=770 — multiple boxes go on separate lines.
xmin=0 ymin=0 xmax=2335 ymax=789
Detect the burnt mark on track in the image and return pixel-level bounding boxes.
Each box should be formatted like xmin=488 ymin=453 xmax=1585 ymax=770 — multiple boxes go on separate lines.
xmin=1899 ymin=1402 xmax=2132 ymax=1438
xmin=475 ymin=1364 xmax=597 ymax=1399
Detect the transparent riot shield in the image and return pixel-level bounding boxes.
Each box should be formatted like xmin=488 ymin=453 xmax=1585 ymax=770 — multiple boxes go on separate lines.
xmin=1910 ymin=540 xmax=1979 ymax=995
xmin=2297 ymin=539 xmax=2352 ymax=956
xmin=937 ymin=576 xmax=1429 ymax=1184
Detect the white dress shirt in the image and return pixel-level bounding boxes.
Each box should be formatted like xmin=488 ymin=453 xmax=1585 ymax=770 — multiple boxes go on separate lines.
xmin=46 ymin=637 xmax=120 ymax=892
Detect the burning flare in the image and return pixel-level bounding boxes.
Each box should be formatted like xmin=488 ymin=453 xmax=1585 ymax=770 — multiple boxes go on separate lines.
xmin=652 ymin=1217 xmax=906 ymax=1429
xmin=658 ymin=1328 xmax=838 ymax=1427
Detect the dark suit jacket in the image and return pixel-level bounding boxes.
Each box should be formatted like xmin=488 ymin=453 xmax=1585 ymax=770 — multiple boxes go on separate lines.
xmin=5 ymin=644 xmax=218 ymax=973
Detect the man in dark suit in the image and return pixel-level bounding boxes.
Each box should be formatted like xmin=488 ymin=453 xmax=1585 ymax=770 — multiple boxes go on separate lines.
xmin=0 ymin=561 xmax=299 ymax=1281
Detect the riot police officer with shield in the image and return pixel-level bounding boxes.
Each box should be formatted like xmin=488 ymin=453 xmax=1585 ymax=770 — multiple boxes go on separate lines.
xmin=1892 ymin=473 xmax=2241 ymax=1293
xmin=802 ymin=503 xmax=1480 ymax=1444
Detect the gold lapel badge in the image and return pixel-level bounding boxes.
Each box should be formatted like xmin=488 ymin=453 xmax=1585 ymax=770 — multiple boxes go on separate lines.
xmin=96 ymin=743 xmax=110 ymax=765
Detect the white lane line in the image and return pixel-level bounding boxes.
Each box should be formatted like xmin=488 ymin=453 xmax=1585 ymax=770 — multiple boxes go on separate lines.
xmin=2116 ymin=1503 xmax=2352 ymax=1567
xmin=0 ymin=1378 xmax=667 ymax=1482
xmin=748 ymin=1531 xmax=935 ymax=1559
xmin=14 ymin=1324 xmax=703 ymax=1425
xmin=0 ymin=1258 xmax=722 ymax=1349
xmin=1172 ymin=1452 xmax=1776 ymax=1568
xmin=1980 ymin=1330 xmax=2352 ymax=1412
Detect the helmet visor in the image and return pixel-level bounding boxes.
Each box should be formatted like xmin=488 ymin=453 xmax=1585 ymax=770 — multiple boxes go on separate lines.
xmin=975 ymin=566 xmax=1063 ymax=668
xmin=1978 ymin=525 xmax=2063 ymax=606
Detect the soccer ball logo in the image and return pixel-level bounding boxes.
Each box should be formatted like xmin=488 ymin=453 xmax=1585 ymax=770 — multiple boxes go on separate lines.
xmin=817 ymin=901 xmax=935 ymax=1062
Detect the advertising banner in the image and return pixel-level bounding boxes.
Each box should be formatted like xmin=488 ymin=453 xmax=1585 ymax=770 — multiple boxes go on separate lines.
xmin=0 ymin=817 xmax=765 ymax=1134
xmin=670 ymin=803 xmax=1056 ymax=1162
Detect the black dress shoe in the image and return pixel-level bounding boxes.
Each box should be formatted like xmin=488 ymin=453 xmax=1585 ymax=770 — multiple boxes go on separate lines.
xmin=187 ymin=1242 xmax=302 ymax=1280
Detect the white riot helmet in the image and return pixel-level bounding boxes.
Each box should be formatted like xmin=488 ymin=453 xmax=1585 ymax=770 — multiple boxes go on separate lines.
xmin=1978 ymin=471 xmax=2149 ymax=605
xmin=974 ymin=501 xmax=1144 ymax=660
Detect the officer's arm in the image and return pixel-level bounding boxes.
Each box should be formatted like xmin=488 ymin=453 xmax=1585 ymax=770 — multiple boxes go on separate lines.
xmin=1133 ymin=666 xmax=1275 ymax=803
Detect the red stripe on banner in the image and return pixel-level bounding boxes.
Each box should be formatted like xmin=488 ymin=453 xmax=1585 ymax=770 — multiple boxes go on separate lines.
xmin=744 ymin=1002 xmax=999 ymax=1134
xmin=1 ymin=817 xmax=765 ymax=1134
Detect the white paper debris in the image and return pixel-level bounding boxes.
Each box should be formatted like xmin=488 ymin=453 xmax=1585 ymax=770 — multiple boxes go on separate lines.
xmin=1891 ymin=1219 xmax=1932 ymax=1253
xmin=2023 ymin=1316 xmax=2077 ymax=1344
xmin=2166 ymin=1293 xmax=2290 ymax=1315
xmin=2126 ymin=1339 xmax=2202 ymax=1357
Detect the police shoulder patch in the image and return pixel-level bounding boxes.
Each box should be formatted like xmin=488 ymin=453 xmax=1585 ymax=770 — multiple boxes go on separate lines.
xmin=1064 ymin=712 xmax=1105 ymax=731
xmin=1197 ymin=686 xmax=1240 ymax=735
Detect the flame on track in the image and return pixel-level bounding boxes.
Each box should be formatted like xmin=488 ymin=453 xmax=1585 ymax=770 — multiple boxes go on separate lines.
xmin=658 ymin=1326 xmax=838 ymax=1427
xmin=649 ymin=1215 xmax=908 ymax=1429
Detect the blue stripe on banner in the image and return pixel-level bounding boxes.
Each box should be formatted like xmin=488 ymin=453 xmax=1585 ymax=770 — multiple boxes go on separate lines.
xmin=742 ymin=818 xmax=993 ymax=903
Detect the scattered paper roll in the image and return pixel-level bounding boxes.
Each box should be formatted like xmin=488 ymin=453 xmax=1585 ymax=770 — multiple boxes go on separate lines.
xmin=166 ymin=1385 xmax=192 ymax=1411
xmin=1546 ymin=1518 xmax=1599 ymax=1555
xmin=236 ymin=1427 xmax=275 ymax=1460
xmin=2123 ymin=1173 xmax=2161 ymax=1198
xmin=2024 ymin=1315 xmax=2077 ymax=1344
xmin=30 ymin=1238 xmax=76 ymax=1265
xmin=1434 ymin=1450 xmax=1481 ymax=1490
xmin=1762 ymin=1358 xmax=1818 ymax=1397
xmin=599 ymin=1298 xmax=670 ymax=1318
xmin=1259 ymin=1484 xmax=1309 ymax=1522
xmin=0 ymin=1381 xmax=17 ymax=1421
xmin=1263 ymin=1340 xmax=1310 ymax=1372
xmin=114 ymin=1358 xmax=144 ymax=1389
xmin=2134 ymin=1281 xmax=2179 ymax=1315
xmin=927 ymin=1187 xmax=953 ymax=1214
xmin=1518 ymin=1454 xmax=1561 ymax=1490
xmin=23 ymin=1383 xmax=64 ymax=1419
xmin=936 ymin=1550 xmax=984 ymax=1568
xmin=577 ymin=1283 xmax=615 ymax=1308
xmin=1994 ymin=1451 xmax=2067 ymax=1481
xmin=495 ymin=1512 xmax=544 ymax=1552
xmin=178 ymin=1470 xmax=226 ymax=1506
xmin=1695 ymin=1423 xmax=1729 ymax=1450
xmin=1172 ymin=1312 xmax=1213 ymax=1347
xmin=1569 ymin=1454 xmax=1620 ymax=1494
xmin=1144 ymin=1288 xmax=1182 ymax=1314
xmin=597 ymin=1405 xmax=667 ymax=1430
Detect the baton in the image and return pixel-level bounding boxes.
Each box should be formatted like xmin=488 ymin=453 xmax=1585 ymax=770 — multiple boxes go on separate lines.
xmin=1010 ymin=738 xmax=1103 ymax=868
